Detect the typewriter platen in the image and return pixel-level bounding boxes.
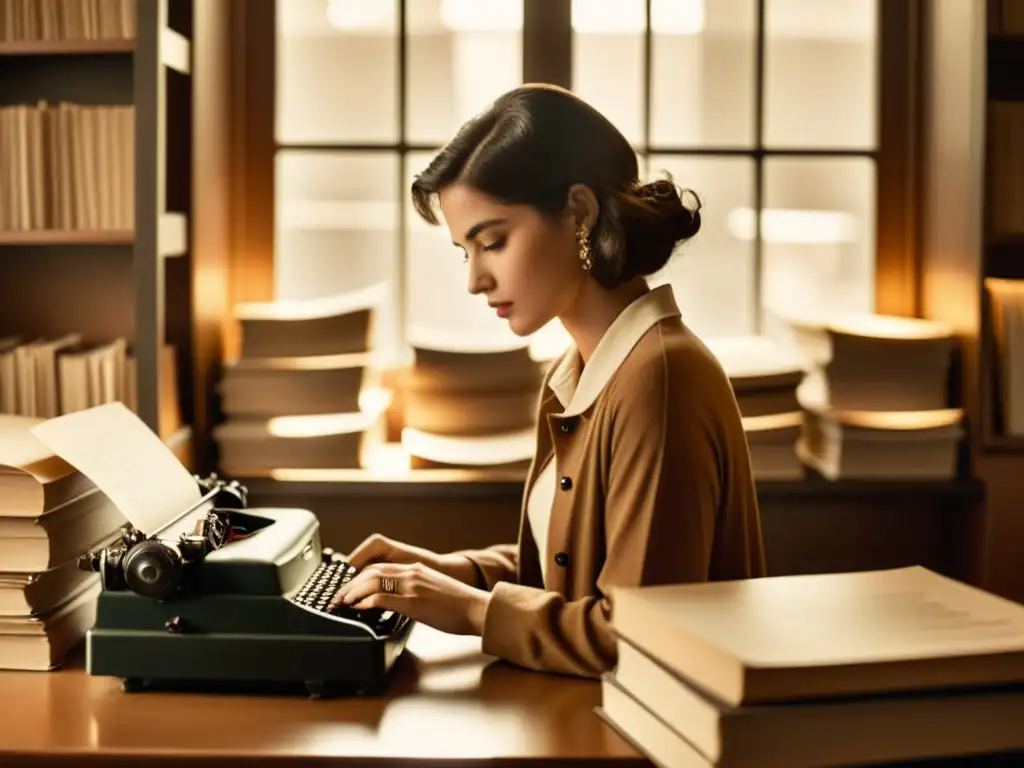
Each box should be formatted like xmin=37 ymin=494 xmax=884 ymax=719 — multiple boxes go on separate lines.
xmin=80 ymin=474 xmax=413 ymax=698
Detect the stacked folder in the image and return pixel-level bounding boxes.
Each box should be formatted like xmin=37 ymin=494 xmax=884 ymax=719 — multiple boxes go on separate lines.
xmin=779 ymin=313 xmax=964 ymax=480
xmin=0 ymin=414 xmax=126 ymax=671
xmin=213 ymin=285 xmax=391 ymax=473
xmin=600 ymin=566 xmax=1024 ymax=766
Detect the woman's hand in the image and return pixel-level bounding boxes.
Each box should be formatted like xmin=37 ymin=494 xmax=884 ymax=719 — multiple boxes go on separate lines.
xmin=327 ymin=562 xmax=491 ymax=636
xmin=346 ymin=534 xmax=479 ymax=587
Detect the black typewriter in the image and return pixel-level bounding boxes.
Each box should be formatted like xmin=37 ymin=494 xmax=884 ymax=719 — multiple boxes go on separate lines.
xmin=79 ymin=474 xmax=414 ymax=698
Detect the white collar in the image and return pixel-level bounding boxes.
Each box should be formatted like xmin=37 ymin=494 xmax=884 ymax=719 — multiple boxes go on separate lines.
xmin=547 ymin=284 xmax=682 ymax=417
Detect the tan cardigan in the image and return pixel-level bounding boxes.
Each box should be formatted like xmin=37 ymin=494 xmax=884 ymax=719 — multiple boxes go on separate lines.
xmin=455 ymin=285 xmax=767 ymax=678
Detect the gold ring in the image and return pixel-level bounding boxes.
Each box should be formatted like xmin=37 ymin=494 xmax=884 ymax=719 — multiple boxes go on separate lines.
xmin=380 ymin=575 xmax=397 ymax=594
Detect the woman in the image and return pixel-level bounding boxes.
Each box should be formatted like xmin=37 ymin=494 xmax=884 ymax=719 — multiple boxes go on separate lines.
xmin=330 ymin=84 xmax=766 ymax=678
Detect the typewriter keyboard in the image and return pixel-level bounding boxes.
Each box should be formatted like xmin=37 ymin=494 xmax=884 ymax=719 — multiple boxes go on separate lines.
xmin=293 ymin=559 xmax=356 ymax=613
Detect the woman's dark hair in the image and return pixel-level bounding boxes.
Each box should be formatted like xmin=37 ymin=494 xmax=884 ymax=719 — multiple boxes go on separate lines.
xmin=410 ymin=84 xmax=702 ymax=289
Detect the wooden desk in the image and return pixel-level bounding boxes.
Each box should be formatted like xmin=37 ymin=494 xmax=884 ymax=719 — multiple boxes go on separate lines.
xmin=0 ymin=625 xmax=647 ymax=767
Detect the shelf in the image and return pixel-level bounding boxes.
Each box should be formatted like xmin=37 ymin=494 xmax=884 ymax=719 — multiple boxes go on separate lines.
xmin=230 ymin=469 xmax=986 ymax=502
xmin=0 ymin=230 xmax=132 ymax=246
xmin=983 ymin=434 xmax=1024 ymax=454
xmin=0 ymin=39 xmax=134 ymax=56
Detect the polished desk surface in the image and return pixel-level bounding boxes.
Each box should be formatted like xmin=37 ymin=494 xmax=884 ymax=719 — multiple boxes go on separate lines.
xmin=0 ymin=625 xmax=648 ymax=767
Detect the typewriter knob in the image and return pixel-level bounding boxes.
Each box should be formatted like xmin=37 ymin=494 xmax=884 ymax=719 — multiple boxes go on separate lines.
xmin=123 ymin=540 xmax=183 ymax=599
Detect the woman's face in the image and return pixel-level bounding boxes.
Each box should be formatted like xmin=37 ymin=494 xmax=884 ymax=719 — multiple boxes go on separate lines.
xmin=438 ymin=183 xmax=586 ymax=337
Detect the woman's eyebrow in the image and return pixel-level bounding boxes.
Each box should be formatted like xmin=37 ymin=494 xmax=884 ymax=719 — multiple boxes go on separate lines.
xmin=458 ymin=218 xmax=508 ymax=244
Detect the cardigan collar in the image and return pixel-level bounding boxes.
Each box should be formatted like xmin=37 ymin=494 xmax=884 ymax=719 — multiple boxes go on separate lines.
xmin=546 ymin=283 xmax=682 ymax=418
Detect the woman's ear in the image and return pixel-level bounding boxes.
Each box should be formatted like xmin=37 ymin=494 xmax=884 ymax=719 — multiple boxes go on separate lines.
xmin=566 ymin=183 xmax=600 ymax=230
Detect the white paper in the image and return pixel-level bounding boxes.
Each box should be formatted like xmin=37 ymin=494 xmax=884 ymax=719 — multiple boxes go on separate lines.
xmin=31 ymin=402 xmax=200 ymax=534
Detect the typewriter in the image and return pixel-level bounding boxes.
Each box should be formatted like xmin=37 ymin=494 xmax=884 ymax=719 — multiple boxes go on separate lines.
xmin=79 ymin=474 xmax=414 ymax=698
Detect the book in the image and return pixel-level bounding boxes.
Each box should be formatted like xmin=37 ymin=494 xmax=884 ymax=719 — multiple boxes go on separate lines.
xmin=599 ymin=659 xmax=1024 ymax=768
xmin=218 ymin=351 xmax=371 ymax=418
xmin=611 ymin=566 xmax=1024 ymax=708
xmin=782 ymin=313 xmax=956 ymax=413
xmin=707 ymin=336 xmax=806 ymax=419
xmin=797 ymin=406 xmax=964 ymax=480
xmin=402 ymin=426 xmax=535 ymax=470
xmin=0 ymin=414 xmax=94 ymax=517
xmin=233 ymin=284 xmax=384 ymax=359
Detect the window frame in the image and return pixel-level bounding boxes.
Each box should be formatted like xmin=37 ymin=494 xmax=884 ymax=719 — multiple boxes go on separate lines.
xmin=233 ymin=0 xmax=921 ymax=346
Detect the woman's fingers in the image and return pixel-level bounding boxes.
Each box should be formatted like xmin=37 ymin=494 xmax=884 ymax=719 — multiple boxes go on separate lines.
xmin=329 ymin=562 xmax=409 ymax=610
xmin=345 ymin=534 xmax=392 ymax=570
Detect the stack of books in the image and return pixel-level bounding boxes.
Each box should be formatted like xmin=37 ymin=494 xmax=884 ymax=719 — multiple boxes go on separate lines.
xmin=780 ymin=313 xmax=963 ymax=480
xmin=0 ymin=414 xmax=125 ymax=671
xmin=707 ymin=336 xmax=807 ymax=480
xmin=601 ymin=566 xmax=1024 ymax=766
xmin=213 ymin=286 xmax=391 ymax=473
xmin=399 ymin=327 xmax=548 ymax=470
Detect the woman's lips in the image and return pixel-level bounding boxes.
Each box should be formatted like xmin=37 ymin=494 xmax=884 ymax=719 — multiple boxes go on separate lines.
xmin=494 ymin=303 xmax=512 ymax=318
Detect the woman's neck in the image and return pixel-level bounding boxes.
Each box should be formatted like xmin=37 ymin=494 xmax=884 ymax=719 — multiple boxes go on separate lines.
xmin=559 ymin=277 xmax=649 ymax=364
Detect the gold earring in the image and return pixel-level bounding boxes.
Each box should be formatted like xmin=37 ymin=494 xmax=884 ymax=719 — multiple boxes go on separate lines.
xmin=577 ymin=225 xmax=592 ymax=272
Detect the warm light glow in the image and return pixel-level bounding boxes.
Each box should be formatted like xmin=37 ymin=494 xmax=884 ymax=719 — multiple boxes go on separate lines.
xmin=828 ymin=314 xmax=953 ymax=340
xmin=230 ymin=351 xmax=373 ymax=370
xmin=234 ymin=282 xmax=386 ymax=321
xmin=402 ymin=427 xmax=535 ymax=466
xmin=266 ymin=410 xmax=380 ymax=437
xmin=742 ymin=411 xmax=804 ymax=432
xmin=706 ymin=335 xmax=806 ymax=378
xmin=358 ymin=385 xmax=393 ymax=415
xmin=728 ymin=208 xmax=860 ymax=244
xmin=528 ymin=321 xmax=573 ymax=362
xmin=571 ymin=0 xmax=704 ymax=35
xmin=815 ymin=407 xmax=964 ymax=432
xmin=987 ymin=278 xmax=1024 ymax=298
xmin=325 ymin=0 xmax=393 ymax=31
xmin=439 ymin=0 xmax=523 ymax=32
xmin=783 ymin=312 xmax=955 ymax=341
xmin=361 ymin=441 xmax=412 ymax=475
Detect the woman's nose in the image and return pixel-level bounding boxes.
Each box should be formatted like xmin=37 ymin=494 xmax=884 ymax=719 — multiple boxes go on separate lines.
xmin=467 ymin=259 xmax=495 ymax=295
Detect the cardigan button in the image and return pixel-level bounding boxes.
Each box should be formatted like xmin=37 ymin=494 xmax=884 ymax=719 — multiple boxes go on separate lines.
xmin=554 ymin=552 xmax=569 ymax=567
xmin=558 ymin=418 xmax=577 ymax=434
xmin=559 ymin=475 xmax=573 ymax=491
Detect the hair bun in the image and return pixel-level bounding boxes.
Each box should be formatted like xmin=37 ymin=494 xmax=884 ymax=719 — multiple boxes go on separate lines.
xmin=633 ymin=179 xmax=702 ymax=241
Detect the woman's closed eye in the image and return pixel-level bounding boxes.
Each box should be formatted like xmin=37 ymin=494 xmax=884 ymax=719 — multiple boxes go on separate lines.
xmin=458 ymin=236 xmax=507 ymax=263
xmin=482 ymin=236 xmax=507 ymax=253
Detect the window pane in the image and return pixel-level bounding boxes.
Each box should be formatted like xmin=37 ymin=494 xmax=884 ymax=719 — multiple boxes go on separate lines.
xmin=764 ymin=0 xmax=878 ymax=149
xmin=406 ymin=0 xmax=523 ymax=145
xmin=571 ymin=0 xmax=645 ymax=146
xmin=276 ymin=0 xmax=398 ymax=144
xmin=645 ymin=156 xmax=757 ymax=339
xmin=403 ymin=152 xmax=569 ymax=359
xmin=650 ymin=0 xmax=756 ymax=148
xmin=759 ymin=157 xmax=876 ymax=333
xmin=275 ymin=151 xmax=400 ymax=357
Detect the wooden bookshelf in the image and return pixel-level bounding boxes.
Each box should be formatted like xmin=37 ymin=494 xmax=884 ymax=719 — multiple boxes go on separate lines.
xmin=978 ymin=5 xmax=1024 ymax=452
xmin=0 ymin=229 xmax=133 ymax=245
xmin=0 ymin=39 xmax=134 ymax=56
xmin=0 ymin=0 xmax=227 ymax=472
xmin=919 ymin=0 xmax=1024 ymax=602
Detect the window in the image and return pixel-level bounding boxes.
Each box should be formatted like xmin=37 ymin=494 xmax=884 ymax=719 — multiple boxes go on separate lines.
xmin=273 ymin=0 xmax=887 ymax=360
